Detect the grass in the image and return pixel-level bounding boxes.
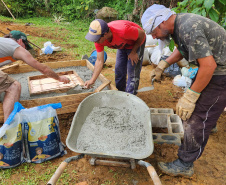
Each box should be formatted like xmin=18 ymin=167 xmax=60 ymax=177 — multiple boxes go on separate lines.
xmin=0 ymin=15 xmax=115 ymax=59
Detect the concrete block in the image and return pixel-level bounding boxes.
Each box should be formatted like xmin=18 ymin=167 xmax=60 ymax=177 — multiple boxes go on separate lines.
xmin=150 ymin=108 xmax=174 ymax=114
xmin=150 ymin=108 xmax=184 ymax=145
xmin=152 ymin=133 xmax=181 ymax=145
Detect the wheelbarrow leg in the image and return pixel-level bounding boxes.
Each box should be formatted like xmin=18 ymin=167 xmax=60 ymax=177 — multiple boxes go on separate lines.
xmin=138 ymin=160 xmax=162 ymax=185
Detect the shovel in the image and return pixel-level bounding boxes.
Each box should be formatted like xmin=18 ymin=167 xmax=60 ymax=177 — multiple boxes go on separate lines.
xmin=137 ymin=78 xmax=155 ymax=93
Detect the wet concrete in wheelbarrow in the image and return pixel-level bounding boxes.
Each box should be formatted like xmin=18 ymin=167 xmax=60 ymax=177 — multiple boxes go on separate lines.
xmin=77 ymin=106 xmax=150 ymax=158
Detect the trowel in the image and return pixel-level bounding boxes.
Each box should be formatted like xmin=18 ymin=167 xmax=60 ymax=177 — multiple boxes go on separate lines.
xmin=137 ymin=78 xmax=155 ymax=93
xmin=66 ymin=80 xmax=111 ymax=95
xmin=66 ymin=84 xmax=92 ymax=94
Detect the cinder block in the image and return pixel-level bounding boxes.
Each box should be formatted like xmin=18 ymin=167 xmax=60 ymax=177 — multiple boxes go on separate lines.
xmin=150 ymin=108 xmax=174 ymax=114
xmin=169 ymin=114 xmax=184 ymax=138
xmin=150 ymin=108 xmax=184 ymax=145
xmin=152 ymin=133 xmax=181 ymax=145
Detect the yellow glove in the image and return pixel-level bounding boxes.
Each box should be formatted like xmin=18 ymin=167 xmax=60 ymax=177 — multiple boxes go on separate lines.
xmin=176 ymin=88 xmax=201 ymax=120
xmin=150 ymin=60 xmax=170 ymax=81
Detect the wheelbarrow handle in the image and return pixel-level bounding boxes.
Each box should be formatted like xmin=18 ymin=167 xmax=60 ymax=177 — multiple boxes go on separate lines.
xmin=47 ymin=161 xmax=68 ymax=185
xmin=47 ymin=154 xmax=84 ymax=185
xmin=147 ymin=165 xmax=162 ymax=185
xmin=138 ymin=160 xmax=162 ymax=185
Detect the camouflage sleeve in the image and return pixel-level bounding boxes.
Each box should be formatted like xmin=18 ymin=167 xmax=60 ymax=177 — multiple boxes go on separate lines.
xmin=188 ymin=29 xmax=213 ymax=62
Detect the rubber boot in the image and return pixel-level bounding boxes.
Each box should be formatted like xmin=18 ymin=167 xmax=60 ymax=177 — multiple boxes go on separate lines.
xmin=158 ymin=159 xmax=194 ymax=177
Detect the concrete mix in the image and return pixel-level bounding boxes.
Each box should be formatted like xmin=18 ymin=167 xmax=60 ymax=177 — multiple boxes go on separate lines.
xmin=76 ymin=106 xmax=150 ymax=158
xmin=1 ymin=66 xmax=107 ymax=101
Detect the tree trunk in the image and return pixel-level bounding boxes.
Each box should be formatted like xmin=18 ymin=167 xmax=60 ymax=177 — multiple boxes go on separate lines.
xmin=44 ymin=0 xmax=50 ymax=12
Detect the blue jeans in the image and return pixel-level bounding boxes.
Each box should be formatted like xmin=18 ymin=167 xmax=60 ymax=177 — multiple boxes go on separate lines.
xmin=115 ymin=42 xmax=145 ymax=95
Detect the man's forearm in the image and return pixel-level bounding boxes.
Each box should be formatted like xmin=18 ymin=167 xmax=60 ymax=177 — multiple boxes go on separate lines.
xmin=166 ymin=48 xmax=183 ymax=65
xmin=131 ymin=29 xmax=145 ymax=54
xmin=190 ymin=56 xmax=217 ymax=93
xmin=90 ymin=59 xmax=104 ymax=82
xmin=39 ymin=64 xmax=60 ymax=80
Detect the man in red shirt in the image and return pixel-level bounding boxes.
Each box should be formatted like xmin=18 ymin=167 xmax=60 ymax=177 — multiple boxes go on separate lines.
xmin=85 ymin=19 xmax=146 ymax=94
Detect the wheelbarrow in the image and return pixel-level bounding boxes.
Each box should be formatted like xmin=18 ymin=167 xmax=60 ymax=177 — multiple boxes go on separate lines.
xmin=47 ymin=90 xmax=162 ymax=185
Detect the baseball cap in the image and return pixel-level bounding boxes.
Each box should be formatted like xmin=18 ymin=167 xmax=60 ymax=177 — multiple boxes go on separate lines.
xmin=85 ymin=19 xmax=109 ymax=42
xmin=10 ymin=30 xmax=33 ymax=50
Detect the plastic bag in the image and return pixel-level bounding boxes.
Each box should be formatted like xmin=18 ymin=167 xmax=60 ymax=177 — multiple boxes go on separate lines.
xmin=188 ymin=67 xmax=198 ymax=79
xmin=163 ymin=55 xmax=181 ymax=77
xmin=146 ymin=47 xmax=155 ymax=58
xmin=150 ymin=46 xmax=162 ymax=65
xmin=0 ymin=102 xmax=25 ymax=169
xmin=40 ymin=41 xmax=62 ymax=55
xmin=142 ymin=48 xmax=151 ymax=66
xmin=173 ymin=75 xmax=192 ymax=88
xmin=145 ymin=34 xmax=158 ymax=46
xmin=21 ymin=103 xmax=66 ymax=163
xmin=181 ymin=67 xmax=198 ymax=79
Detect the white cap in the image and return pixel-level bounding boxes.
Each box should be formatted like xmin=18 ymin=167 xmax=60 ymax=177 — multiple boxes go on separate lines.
xmin=141 ymin=4 xmax=175 ymax=34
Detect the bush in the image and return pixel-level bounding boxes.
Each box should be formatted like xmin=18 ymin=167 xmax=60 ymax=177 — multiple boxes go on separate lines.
xmin=172 ymin=0 xmax=226 ymax=29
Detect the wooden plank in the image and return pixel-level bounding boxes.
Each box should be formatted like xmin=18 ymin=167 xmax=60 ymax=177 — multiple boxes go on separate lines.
xmin=86 ymin=60 xmax=111 ymax=83
xmin=2 ymin=60 xmax=86 ymax=74
xmin=94 ymin=80 xmax=111 ymax=92
xmin=0 ymin=63 xmax=19 ymax=71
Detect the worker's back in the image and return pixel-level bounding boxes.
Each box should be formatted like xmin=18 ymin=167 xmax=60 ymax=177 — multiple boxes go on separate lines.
xmin=0 ymin=37 xmax=20 ymax=67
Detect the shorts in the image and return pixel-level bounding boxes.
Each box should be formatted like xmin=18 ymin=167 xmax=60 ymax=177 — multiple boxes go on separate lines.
xmin=0 ymin=70 xmax=15 ymax=93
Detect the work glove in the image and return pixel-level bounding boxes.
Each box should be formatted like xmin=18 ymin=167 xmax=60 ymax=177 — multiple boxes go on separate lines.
xmin=176 ymin=88 xmax=201 ymax=120
xmin=150 ymin=60 xmax=170 ymax=82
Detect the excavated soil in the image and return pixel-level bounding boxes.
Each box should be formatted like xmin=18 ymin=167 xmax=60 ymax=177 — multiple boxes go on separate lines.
xmin=0 ymin=21 xmax=225 ymax=185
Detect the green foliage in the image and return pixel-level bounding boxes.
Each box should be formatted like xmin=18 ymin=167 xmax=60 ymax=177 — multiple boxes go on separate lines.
xmin=172 ymin=0 xmax=226 ymax=29
xmin=4 ymin=0 xmax=44 ymax=18
xmin=103 ymin=0 xmax=134 ymax=20
xmin=3 ymin=0 xmax=135 ymax=21
xmin=169 ymin=39 xmax=175 ymax=52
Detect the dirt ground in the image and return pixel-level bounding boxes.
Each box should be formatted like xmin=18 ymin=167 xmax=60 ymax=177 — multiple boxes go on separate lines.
xmin=0 ymin=21 xmax=225 ymax=185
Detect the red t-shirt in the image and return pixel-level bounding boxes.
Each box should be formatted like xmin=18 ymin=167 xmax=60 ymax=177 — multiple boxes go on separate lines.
xmin=95 ymin=20 xmax=145 ymax=52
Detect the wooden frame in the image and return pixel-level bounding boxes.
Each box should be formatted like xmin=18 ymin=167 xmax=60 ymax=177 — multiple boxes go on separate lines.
xmin=0 ymin=60 xmax=117 ymax=123
xmin=28 ymin=70 xmax=84 ymax=95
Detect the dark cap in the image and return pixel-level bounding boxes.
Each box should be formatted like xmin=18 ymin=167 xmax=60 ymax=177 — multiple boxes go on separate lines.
xmin=85 ymin=19 xmax=109 ymax=42
xmin=10 ymin=30 xmax=32 ymax=50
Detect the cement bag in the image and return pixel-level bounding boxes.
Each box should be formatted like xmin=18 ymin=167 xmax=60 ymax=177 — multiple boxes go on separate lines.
xmin=0 ymin=102 xmax=25 ymax=169
xmin=145 ymin=34 xmax=158 ymax=46
xmin=142 ymin=48 xmax=151 ymax=66
xmin=21 ymin=103 xmax=65 ymax=163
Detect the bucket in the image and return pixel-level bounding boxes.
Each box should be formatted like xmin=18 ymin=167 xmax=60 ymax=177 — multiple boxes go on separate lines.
xmin=88 ymin=50 xmax=107 ymax=65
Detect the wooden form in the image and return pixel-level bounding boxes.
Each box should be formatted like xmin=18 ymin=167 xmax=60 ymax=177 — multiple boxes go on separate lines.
xmin=28 ymin=70 xmax=84 ymax=95
xmin=0 ymin=60 xmax=117 ymax=123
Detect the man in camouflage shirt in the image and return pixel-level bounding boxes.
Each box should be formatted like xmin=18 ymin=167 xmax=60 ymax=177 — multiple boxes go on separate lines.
xmin=141 ymin=4 xmax=226 ymax=177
